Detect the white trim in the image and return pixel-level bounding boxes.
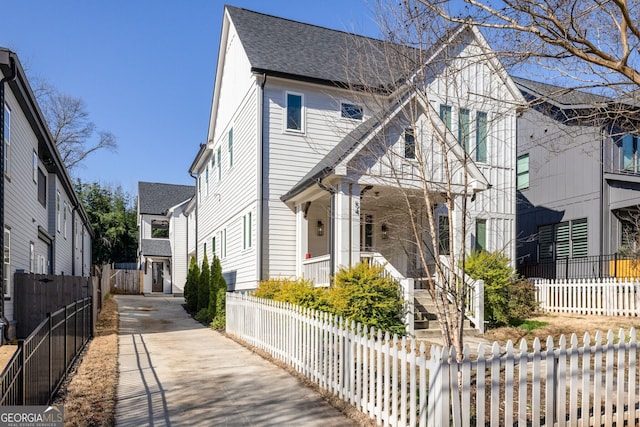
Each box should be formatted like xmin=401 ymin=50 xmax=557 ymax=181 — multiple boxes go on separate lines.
xmin=284 ymin=91 xmax=305 ymax=133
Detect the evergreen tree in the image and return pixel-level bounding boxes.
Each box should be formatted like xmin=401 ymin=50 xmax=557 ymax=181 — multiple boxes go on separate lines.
xmin=208 ymin=256 xmax=221 ymax=320
xmin=198 ymin=254 xmax=210 ymax=313
xmin=211 ymin=261 xmax=227 ymax=329
xmin=184 ymin=257 xmax=199 ymax=313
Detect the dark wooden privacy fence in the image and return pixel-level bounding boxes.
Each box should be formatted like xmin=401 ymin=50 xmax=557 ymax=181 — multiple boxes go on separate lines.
xmin=0 ymin=296 xmax=92 ymax=405
xmin=14 ymin=274 xmax=93 ymax=339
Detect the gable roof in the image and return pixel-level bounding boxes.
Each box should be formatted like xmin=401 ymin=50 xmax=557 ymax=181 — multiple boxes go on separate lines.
xmin=513 ymin=76 xmax=612 ymax=108
xmin=226 ymin=5 xmax=409 ymax=90
xmin=138 ymin=181 xmax=195 ymax=215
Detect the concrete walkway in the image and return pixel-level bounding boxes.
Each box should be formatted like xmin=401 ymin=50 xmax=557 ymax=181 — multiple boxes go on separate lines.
xmin=115 ymin=295 xmax=355 ymax=427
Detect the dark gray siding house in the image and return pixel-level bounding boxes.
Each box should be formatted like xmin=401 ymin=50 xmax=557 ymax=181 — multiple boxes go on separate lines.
xmin=0 ymin=48 xmax=93 ymax=330
xmin=515 ymin=77 xmax=640 ymax=279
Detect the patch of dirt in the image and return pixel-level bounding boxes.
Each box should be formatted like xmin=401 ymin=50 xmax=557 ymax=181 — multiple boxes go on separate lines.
xmin=53 ymin=296 xmax=118 ymax=427
xmin=484 ymin=313 xmax=640 ymax=346
xmin=0 ymin=345 xmax=17 ymax=371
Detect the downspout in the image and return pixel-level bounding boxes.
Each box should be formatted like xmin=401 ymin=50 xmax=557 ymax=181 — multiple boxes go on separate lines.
xmin=0 ymin=52 xmax=16 ymax=337
xmin=257 ymin=73 xmax=266 ymax=284
xmin=189 ymin=171 xmax=199 ymax=264
xmin=316 ymin=178 xmax=336 ymax=280
xmin=599 ymin=127 xmax=605 ymax=276
xmin=71 ymin=208 xmax=76 ymax=275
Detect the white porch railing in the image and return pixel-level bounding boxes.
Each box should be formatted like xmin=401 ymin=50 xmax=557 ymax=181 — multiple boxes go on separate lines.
xmin=438 ymin=255 xmax=485 ymax=333
xmin=302 ymin=254 xmax=331 ymax=286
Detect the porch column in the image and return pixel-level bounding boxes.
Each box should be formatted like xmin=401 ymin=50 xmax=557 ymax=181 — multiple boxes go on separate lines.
xmin=295 ymin=203 xmax=309 ymax=277
xmin=334 ymin=182 xmax=360 ymax=271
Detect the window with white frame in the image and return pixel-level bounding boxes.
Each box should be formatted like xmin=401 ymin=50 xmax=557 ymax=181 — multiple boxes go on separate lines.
xmin=4 ymin=227 xmax=9 ymax=298
xmin=33 ymin=151 xmax=38 ymax=183
xmin=517 ymin=154 xmax=530 ymax=190
xmin=476 ymin=111 xmax=488 ymax=163
xmin=217 ymin=147 xmax=222 ymax=181
xmin=440 ymin=104 xmax=452 ymax=130
xmin=218 ymin=229 xmax=227 ymax=258
xmin=340 ymin=102 xmax=363 ymax=120
xmin=212 ymin=236 xmax=216 ymax=257
xmin=63 ymin=201 xmax=68 ymax=239
xmin=29 ymin=241 xmax=35 ymax=273
xmin=285 ymin=92 xmax=303 ymax=132
xmin=4 ymin=104 xmax=10 ymax=178
xmin=243 ymin=212 xmax=252 ymax=250
xmin=458 ymin=108 xmax=471 ymax=154
xmin=37 ymin=168 xmax=46 ymax=207
xmin=56 ymin=191 xmax=61 ymax=232
xmin=475 ymin=219 xmax=487 ymax=252
xmin=404 ymin=128 xmax=416 ymax=159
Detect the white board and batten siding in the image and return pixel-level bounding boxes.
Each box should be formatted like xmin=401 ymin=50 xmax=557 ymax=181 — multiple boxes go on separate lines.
xmin=169 ymin=205 xmax=189 ymax=293
xmin=425 ymin=40 xmax=519 ymax=263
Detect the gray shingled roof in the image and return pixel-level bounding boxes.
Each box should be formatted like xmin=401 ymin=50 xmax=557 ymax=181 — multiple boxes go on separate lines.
xmin=512 ymin=76 xmax=612 ymax=107
xmin=141 ymin=239 xmax=172 ymax=257
xmin=138 ymin=182 xmax=195 ymax=215
xmin=227 ymin=6 xmax=410 ymax=90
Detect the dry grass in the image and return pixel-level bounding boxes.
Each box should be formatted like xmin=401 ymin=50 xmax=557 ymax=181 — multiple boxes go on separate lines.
xmin=484 ymin=312 xmax=640 ymax=346
xmin=53 ymin=296 xmax=118 ymax=427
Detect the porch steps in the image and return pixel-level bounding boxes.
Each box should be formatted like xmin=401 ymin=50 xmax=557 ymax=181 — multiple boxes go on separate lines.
xmin=413 ymin=289 xmax=477 ymax=339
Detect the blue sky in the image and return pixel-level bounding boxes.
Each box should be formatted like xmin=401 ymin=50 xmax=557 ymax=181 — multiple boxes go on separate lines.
xmin=1 ymin=1 xmax=381 ymax=196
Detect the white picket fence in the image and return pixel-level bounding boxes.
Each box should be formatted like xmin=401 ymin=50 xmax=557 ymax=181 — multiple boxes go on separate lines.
xmin=535 ymin=277 xmax=640 ymax=316
xmin=226 ymin=292 xmax=640 ymax=426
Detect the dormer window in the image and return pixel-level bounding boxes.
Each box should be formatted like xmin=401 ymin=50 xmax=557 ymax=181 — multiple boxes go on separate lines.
xmin=341 ymin=102 xmax=363 ymax=120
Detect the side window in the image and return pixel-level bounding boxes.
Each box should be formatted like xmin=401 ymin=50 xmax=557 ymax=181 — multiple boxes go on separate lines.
xmin=458 ymin=108 xmax=470 ymax=154
xmin=475 ymin=219 xmax=487 ymax=252
xmin=439 ymin=105 xmax=452 ymax=130
xmin=476 ymin=111 xmax=487 ymax=163
xmin=228 ymin=128 xmax=233 ymax=168
xmin=37 ymin=169 xmax=46 ymax=207
xmin=33 ymin=151 xmax=38 ymax=183
xmin=404 ymin=128 xmax=416 ymax=159
xmin=217 ymin=147 xmax=222 ymax=181
xmin=285 ymin=92 xmax=303 ymax=132
xmin=4 ymin=104 xmax=10 ymax=178
xmin=517 ymin=154 xmax=530 ymax=190
xmin=243 ymin=212 xmax=252 ymax=250
xmin=340 ymin=102 xmax=363 ymax=120
xmin=56 ymin=191 xmax=61 ymax=232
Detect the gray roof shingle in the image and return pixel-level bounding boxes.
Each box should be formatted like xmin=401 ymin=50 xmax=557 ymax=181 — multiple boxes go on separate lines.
xmin=512 ymin=76 xmax=612 ymax=107
xmin=141 ymin=239 xmax=172 ymax=257
xmin=138 ymin=182 xmax=195 ymax=215
xmin=227 ymin=6 xmax=410 ymax=90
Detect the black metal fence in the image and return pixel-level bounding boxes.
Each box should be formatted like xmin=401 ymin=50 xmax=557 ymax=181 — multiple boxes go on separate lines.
xmin=0 ymin=296 xmax=92 ymax=405
xmin=518 ymin=254 xmax=640 ymax=280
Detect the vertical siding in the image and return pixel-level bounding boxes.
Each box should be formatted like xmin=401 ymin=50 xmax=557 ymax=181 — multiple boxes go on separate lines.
xmin=170 ymin=205 xmax=189 ymax=292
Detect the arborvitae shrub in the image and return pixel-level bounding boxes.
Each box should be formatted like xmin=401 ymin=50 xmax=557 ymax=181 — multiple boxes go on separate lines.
xmin=208 ymin=256 xmax=223 ymax=320
xmin=198 ymin=254 xmax=211 ymax=317
xmin=211 ymin=286 xmax=227 ymax=330
xmin=184 ymin=257 xmax=199 ymax=313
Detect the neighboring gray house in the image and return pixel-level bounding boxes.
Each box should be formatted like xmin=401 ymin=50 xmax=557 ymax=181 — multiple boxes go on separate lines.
xmin=137 ymin=181 xmax=194 ymax=294
xmin=0 ymin=48 xmax=93 ymax=327
xmin=515 ymin=76 xmax=640 ymax=278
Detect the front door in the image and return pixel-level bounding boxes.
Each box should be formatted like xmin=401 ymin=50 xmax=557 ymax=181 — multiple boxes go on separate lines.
xmin=152 ymin=262 xmax=163 ymax=292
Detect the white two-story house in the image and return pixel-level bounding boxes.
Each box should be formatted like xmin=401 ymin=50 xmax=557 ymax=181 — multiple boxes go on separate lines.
xmin=137 ymin=181 xmax=195 ymax=294
xmin=0 ymin=48 xmax=93 ymax=329
xmin=190 ymin=6 xmax=523 ymax=295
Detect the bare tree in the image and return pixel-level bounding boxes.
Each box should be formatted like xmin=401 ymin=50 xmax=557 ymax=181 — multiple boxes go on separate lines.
xmin=417 ymin=0 xmax=640 ymax=95
xmin=34 ymin=80 xmax=117 ymax=171
xmin=327 ymin=2 xmax=523 ymax=359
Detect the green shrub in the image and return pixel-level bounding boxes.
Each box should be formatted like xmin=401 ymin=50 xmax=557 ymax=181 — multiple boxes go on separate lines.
xmin=255 ymin=277 xmax=316 ymax=306
xmin=211 ymin=287 xmax=227 ymax=330
xmin=208 ymin=256 xmax=221 ymax=320
xmin=198 ymin=255 xmax=210 ymax=312
xmin=184 ymin=257 xmax=199 ymax=313
xmin=329 ymin=262 xmax=406 ymax=336
xmin=507 ymin=277 xmax=538 ymax=321
xmin=464 ymin=251 xmax=513 ymax=326
xmin=195 ymin=308 xmax=210 ymax=323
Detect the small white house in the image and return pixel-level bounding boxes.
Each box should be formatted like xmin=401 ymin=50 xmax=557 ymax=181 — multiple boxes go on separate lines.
xmin=190 ymin=6 xmax=523 ymax=293
xmin=137 ymin=181 xmax=194 ymax=294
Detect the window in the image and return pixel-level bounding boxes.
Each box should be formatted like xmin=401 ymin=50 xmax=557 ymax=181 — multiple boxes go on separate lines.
xmin=4 ymin=227 xmax=9 ymax=298
xmin=56 ymin=191 xmax=61 ymax=232
xmin=517 ymin=154 xmax=530 ymax=190
xmin=151 ymin=220 xmax=169 ymax=238
xmin=341 ymin=102 xmax=363 ymax=120
xmin=538 ymin=218 xmax=588 ymax=261
xmin=286 ymin=92 xmax=303 ymax=131
xmin=404 ymin=128 xmax=416 ymax=159
xmin=217 ymin=147 xmax=222 ymax=181
xmin=37 ymin=168 xmax=46 ymax=207
xmin=33 ymin=151 xmax=38 ymax=183
xmin=29 ymin=241 xmax=35 ymax=273
xmin=63 ymin=202 xmax=68 ymax=239
xmin=218 ymin=229 xmax=227 ymax=258
xmin=440 ymin=105 xmax=452 ymax=130
xmin=4 ymin=104 xmax=9 ymax=178
xmin=438 ymin=215 xmax=450 ymax=255
xmin=243 ymin=212 xmax=252 ymax=250
xmin=475 ymin=219 xmax=487 ymax=252
xmin=621 ymin=134 xmax=640 ymax=172
xmin=203 ymin=242 xmax=207 ymax=259
xmin=476 ymin=111 xmax=487 ymax=163
xmin=212 ymin=236 xmax=216 ymax=257
xmin=228 ymin=128 xmax=233 ymax=168
xmin=360 ymin=214 xmax=373 ymax=251
xmin=458 ymin=108 xmax=471 ymax=154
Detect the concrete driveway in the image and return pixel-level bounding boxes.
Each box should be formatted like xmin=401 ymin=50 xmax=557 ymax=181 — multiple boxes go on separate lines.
xmin=114 ymin=295 xmax=355 ymax=426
